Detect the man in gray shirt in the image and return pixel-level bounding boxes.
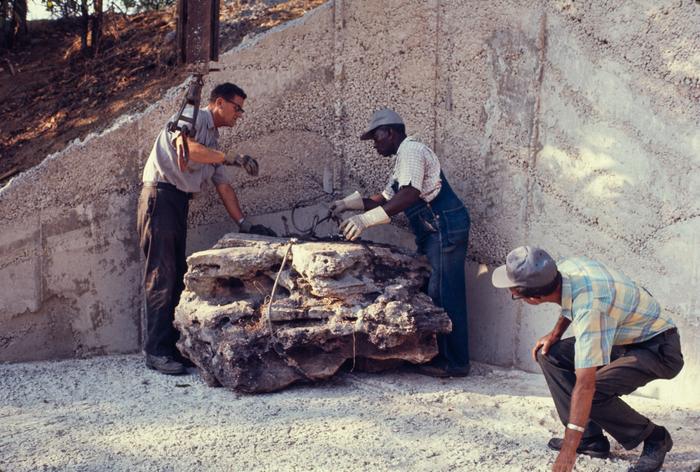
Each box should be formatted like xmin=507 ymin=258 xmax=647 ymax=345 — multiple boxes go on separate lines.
xmin=137 ymin=82 xmax=258 ymax=375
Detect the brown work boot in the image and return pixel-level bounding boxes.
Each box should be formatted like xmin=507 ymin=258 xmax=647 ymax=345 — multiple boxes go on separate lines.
xmin=145 ymin=354 xmax=187 ymax=375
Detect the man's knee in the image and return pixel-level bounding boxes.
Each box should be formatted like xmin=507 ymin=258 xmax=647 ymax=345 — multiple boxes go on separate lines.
xmin=535 ymin=347 xmax=559 ymax=371
xmin=536 ymin=339 xmax=574 ymax=369
xmin=535 ymin=348 xmax=548 ymax=366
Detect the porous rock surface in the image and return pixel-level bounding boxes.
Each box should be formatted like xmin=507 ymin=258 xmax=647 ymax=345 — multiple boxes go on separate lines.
xmin=174 ymin=234 xmax=451 ymax=393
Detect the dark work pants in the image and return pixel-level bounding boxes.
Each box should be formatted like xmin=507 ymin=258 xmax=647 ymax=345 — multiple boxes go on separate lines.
xmin=136 ymin=185 xmax=189 ymax=357
xmin=536 ymin=328 xmax=684 ymax=449
xmin=422 ymin=236 xmax=470 ymax=369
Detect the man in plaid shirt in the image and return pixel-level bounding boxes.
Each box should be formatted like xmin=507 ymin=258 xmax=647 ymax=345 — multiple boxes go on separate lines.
xmin=492 ymin=246 xmax=684 ymax=472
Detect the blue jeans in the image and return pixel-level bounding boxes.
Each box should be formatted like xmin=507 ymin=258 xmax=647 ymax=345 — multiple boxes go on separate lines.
xmin=402 ymin=172 xmax=471 ymax=369
xmin=422 ymin=233 xmax=470 ymax=369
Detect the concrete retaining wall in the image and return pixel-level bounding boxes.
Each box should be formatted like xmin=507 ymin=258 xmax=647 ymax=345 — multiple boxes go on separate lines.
xmin=1 ymin=0 xmax=698 ymax=405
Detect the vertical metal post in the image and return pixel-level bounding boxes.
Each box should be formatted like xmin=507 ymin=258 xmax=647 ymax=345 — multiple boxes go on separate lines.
xmin=177 ymin=0 xmax=219 ymax=64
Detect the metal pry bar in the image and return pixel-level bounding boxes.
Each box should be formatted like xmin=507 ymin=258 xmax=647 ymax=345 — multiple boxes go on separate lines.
xmin=168 ymin=72 xmax=205 ymax=172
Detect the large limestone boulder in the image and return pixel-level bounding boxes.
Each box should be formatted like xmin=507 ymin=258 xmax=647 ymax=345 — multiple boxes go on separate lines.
xmin=174 ymin=234 xmax=451 ymax=393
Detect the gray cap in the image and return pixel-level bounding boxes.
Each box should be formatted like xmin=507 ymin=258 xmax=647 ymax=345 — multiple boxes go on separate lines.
xmin=360 ymin=108 xmax=404 ymax=140
xmin=491 ymin=246 xmax=558 ymax=288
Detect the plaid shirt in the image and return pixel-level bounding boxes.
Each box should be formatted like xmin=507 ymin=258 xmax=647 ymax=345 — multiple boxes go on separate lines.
xmin=559 ymin=257 xmax=676 ymax=369
xmin=381 ymin=137 xmax=442 ymax=203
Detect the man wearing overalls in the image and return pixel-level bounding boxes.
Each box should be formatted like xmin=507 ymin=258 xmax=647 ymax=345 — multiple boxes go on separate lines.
xmin=331 ymin=108 xmax=471 ymax=377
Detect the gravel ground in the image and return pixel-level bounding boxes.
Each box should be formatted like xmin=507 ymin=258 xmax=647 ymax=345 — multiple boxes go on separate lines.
xmin=1 ymin=355 xmax=698 ymax=472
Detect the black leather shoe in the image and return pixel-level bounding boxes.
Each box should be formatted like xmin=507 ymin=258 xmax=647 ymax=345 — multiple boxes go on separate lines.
xmin=415 ymin=364 xmax=470 ymax=378
xmin=628 ymin=427 xmax=673 ymax=472
xmin=547 ymin=435 xmax=610 ymax=459
xmin=145 ymin=354 xmax=187 ymax=375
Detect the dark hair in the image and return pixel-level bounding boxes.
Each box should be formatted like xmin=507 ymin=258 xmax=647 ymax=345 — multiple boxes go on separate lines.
xmin=377 ymin=123 xmax=406 ymax=136
xmin=209 ymin=82 xmax=247 ymax=102
xmin=516 ymin=272 xmax=562 ymax=298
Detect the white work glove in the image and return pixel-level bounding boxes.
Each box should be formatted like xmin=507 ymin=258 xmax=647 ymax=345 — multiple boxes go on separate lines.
xmin=224 ymin=153 xmax=259 ymax=176
xmin=237 ymin=218 xmax=252 ymax=233
xmin=340 ymin=206 xmax=391 ymax=241
xmin=329 ymin=191 xmax=364 ymax=217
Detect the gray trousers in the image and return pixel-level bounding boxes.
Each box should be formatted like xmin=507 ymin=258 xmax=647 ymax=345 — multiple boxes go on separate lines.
xmin=536 ymin=328 xmax=683 ymax=450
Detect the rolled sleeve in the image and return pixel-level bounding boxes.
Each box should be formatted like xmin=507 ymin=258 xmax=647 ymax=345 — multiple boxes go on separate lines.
xmin=382 ymin=178 xmax=395 ymax=201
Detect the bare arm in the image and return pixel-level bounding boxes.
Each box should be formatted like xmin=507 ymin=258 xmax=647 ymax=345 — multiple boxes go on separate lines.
xmin=532 ymin=316 xmax=572 ymax=361
xmin=363 ymin=187 xmax=421 ymax=216
xmin=216 ymin=183 xmax=244 ymax=223
xmin=551 ymin=316 xmax=572 ymax=338
xmin=363 ymin=194 xmax=387 ymax=210
xmin=553 ymin=367 xmax=596 ymax=472
xmin=175 ymin=135 xmax=226 ymax=165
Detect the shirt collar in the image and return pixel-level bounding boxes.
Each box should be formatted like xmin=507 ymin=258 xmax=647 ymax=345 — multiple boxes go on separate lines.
xmin=201 ymin=108 xmax=216 ymax=130
xmin=395 ymin=136 xmax=417 ymax=155
xmin=560 ymin=273 xmax=573 ymax=320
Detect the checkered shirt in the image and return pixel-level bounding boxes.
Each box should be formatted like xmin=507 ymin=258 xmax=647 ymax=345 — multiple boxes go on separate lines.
xmin=381 ymin=137 xmax=442 ymax=203
xmin=558 ymin=257 xmax=676 ymax=369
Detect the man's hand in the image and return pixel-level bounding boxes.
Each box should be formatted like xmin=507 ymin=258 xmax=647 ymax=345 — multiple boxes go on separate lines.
xmin=552 ymin=449 xmax=577 ymax=472
xmin=330 ymin=191 xmax=364 ymax=217
xmin=237 ymin=218 xmax=252 ymax=233
xmin=224 ymin=154 xmax=259 ymax=176
xmin=340 ymin=206 xmax=390 ymax=241
xmin=532 ymin=332 xmax=561 ymax=361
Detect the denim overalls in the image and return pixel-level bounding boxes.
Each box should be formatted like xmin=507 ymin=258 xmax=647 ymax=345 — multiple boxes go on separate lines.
xmin=398 ymin=172 xmax=470 ymax=369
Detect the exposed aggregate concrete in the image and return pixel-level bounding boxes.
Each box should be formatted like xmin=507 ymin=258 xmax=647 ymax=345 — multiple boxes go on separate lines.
xmin=0 ymin=0 xmax=697 ymax=404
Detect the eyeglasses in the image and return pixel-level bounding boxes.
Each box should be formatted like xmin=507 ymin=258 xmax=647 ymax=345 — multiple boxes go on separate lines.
xmin=511 ymin=291 xmax=526 ymax=300
xmin=223 ymin=98 xmax=245 ymax=114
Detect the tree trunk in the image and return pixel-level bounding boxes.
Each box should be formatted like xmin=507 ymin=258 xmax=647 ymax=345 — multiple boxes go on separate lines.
xmin=91 ymin=0 xmax=101 ymax=57
xmin=80 ymin=0 xmax=89 ymax=53
xmin=10 ymin=0 xmax=27 ymax=46
xmin=0 ymin=0 xmax=9 ymax=50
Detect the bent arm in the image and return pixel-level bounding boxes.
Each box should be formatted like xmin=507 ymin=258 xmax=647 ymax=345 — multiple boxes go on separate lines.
xmin=363 ymin=194 xmax=386 ymax=210
xmin=216 ymin=183 xmax=244 ymax=223
xmin=532 ymin=316 xmax=572 ymax=361
xmin=363 ymin=186 xmax=420 ymax=216
xmin=176 ymin=135 xmax=226 ymax=165
xmin=551 ymin=316 xmax=572 ymax=338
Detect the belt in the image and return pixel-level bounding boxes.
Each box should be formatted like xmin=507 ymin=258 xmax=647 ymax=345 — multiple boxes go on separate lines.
xmin=143 ymin=181 xmax=192 ymax=199
xmin=635 ymin=327 xmax=678 ymax=347
xmin=655 ymin=327 xmax=678 ymax=339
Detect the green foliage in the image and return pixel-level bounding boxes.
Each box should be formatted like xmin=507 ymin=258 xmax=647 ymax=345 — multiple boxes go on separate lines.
xmin=129 ymin=0 xmax=175 ymax=12
xmin=39 ymin=0 xmax=83 ymax=18
xmin=39 ymin=0 xmax=174 ymax=16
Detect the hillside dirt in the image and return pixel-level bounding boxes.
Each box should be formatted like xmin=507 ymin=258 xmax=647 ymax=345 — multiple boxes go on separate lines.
xmin=0 ymin=0 xmax=326 ymax=186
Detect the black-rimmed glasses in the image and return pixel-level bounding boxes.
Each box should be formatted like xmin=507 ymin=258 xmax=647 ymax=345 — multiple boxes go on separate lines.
xmin=224 ymin=98 xmax=245 ymax=114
